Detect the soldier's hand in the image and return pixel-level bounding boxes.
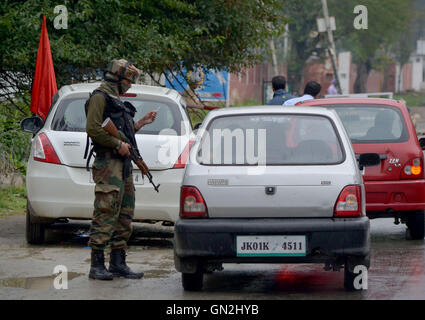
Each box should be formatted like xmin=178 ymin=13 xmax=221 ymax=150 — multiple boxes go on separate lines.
xmin=118 ymin=142 xmax=131 ymax=157
xmin=135 ymin=111 xmax=157 ymax=131
xmin=142 ymin=111 xmax=157 ymax=125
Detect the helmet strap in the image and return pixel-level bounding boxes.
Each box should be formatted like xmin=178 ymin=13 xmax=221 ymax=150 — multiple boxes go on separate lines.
xmin=119 ymin=62 xmax=130 ymax=82
xmin=118 ymin=81 xmax=124 ymax=94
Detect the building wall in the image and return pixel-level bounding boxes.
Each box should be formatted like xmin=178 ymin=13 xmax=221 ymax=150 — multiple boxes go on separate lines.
xmin=229 ymin=63 xmax=286 ymax=105
xmin=403 ymin=63 xmax=413 ymax=91
xmin=301 ymin=58 xmax=334 ymax=97
xmin=303 ymin=58 xmax=397 ymax=95
xmin=395 ymin=63 xmax=413 ymax=92
xmin=228 ymin=52 xmax=423 ymax=104
xmin=366 ymin=70 xmax=383 ymax=93
xmin=412 ymin=56 xmax=425 ymax=92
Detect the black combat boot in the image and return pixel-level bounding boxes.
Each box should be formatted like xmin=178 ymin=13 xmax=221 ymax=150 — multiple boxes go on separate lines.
xmin=89 ymin=249 xmax=114 ymax=280
xmin=109 ymin=249 xmax=144 ymax=279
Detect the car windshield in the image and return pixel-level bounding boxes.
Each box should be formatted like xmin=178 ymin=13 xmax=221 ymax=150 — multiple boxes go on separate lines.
xmin=320 ymin=104 xmax=408 ymax=144
xmin=198 ymin=114 xmax=344 ymax=165
xmin=51 ymin=96 xmax=185 ymax=135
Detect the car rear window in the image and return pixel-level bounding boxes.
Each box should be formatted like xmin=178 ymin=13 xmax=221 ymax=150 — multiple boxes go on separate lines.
xmin=321 ymin=104 xmax=408 ymax=144
xmin=198 ymin=114 xmax=345 ymax=165
xmin=51 ymin=96 xmax=185 ymax=135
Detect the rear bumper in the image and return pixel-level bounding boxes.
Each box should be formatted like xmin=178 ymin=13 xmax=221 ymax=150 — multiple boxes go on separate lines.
xmin=365 ymin=179 xmax=425 ymax=213
xmin=26 ymin=160 xmax=183 ymax=222
xmin=174 ymin=217 xmax=370 ymax=266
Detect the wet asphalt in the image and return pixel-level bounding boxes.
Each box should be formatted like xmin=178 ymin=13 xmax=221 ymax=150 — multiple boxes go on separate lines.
xmin=0 ymin=215 xmax=424 ymax=300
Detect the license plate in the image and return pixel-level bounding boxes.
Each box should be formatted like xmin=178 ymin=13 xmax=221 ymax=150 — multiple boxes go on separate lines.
xmin=89 ymin=172 xmax=144 ymax=185
xmin=236 ymin=235 xmax=306 ymax=257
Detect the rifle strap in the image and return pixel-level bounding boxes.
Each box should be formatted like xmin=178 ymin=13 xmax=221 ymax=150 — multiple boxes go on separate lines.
xmin=83 ymin=133 xmax=95 ymax=172
xmin=84 ymin=134 xmax=90 ymax=159
xmin=86 ymin=148 xmax=94 ymax=172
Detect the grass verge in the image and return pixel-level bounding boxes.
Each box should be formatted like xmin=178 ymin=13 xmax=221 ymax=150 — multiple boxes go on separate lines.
xmin=0 ymin=186 xmax=27 ymax=218
xmin=394 ymin=92 xmax=425 ymax=107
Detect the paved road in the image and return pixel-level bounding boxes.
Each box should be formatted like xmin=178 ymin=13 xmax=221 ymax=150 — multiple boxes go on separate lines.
xmin=0 ymin=215 xmax=424 ymax=300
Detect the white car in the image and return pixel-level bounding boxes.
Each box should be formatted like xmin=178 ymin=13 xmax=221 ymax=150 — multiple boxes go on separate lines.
xmin=175 ymin=106 xmax=379 ymax=291
xmin=21 ymin=83 xmax=193 ymax=244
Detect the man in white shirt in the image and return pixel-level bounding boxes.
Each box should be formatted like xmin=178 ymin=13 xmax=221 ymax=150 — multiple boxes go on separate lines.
xmin=283 ymin=81 xmax=322 ymax=106
xmin=327 ymin=79 xmax=338 ymax=95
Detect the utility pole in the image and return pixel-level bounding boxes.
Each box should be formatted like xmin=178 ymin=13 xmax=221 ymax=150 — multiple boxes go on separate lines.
xmin=320 ymin=0 xmax=342 ymax=94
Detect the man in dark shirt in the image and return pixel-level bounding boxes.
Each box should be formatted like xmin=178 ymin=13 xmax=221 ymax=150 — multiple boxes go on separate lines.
xmin=267 ymin=75 xmax=294 ymax=105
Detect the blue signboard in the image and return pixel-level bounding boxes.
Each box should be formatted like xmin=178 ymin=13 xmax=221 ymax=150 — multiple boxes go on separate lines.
xmin=165 ymin=68 xmax=229 ymax=103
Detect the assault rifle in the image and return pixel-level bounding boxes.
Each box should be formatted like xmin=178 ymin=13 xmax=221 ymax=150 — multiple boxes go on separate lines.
xmin=102 ymin=117 xmax=160 ymax=192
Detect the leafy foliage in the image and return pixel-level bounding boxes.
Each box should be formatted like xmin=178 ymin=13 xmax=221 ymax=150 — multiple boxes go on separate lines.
xmin=283 ymin=0 xmax=324 ymax=93
xmin=0 ymin=96 xmax=32 ymax=175
xmin=283 ymin=0 xmax=417 ymax=93
xmin=330 ymin=0 xmax=414 ymax=93
xmin=1 ymin=0 xmax=286 ymax=99
xmin=0 ymin=186 xmax=27 ymax=217
xmin=0 ymin=0 xmax=287 ymax=174
xmin=332 ymin=0 xmax=412 ymax=64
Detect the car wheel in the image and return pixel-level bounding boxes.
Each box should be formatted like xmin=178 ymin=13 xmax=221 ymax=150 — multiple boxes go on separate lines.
xmin=406 ymin=211 xmax=425 ymax=240
xmin=182 ymin=270 xmax=204 ymax=291
xmin=344 ymin=259 xmax=368 ymax=291
xmin=26 ymin=202 xmax=45 ymax=244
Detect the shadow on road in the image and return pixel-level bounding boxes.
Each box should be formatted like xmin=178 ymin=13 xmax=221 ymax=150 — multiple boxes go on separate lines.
xmin=41 ymin=220 xmax=174 ymax=249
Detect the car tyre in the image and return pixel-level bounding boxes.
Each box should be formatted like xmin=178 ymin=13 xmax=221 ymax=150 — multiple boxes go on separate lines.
xmin=26 ymin=202 xmax=45 ymax=244
xmin=182 ymin=270 xmax=204 ymax=291
xmin=406 ymin=211 xmax=425 ymax=240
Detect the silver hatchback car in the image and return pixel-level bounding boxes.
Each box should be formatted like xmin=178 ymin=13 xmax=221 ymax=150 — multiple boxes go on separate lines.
xmin=174 ymin=106 xmax=380 ymax=291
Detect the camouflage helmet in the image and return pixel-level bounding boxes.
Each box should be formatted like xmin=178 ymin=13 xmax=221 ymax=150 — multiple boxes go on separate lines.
xmin=104 ymin=59 xmax=140 ymax=84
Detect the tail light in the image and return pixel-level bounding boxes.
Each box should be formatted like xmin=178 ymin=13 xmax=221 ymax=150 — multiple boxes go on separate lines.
xmin=173 ymin=140 xmax=194 ymax=169
xmin=120 ymin=93 xmax=137 ymax=97
xmin=33 ymin=133 xmax=61 ymax=165
xmin=180 ymin=186 xmax=208 ymax=219
xmin=334 ymin=185 xmax=362 ymax=217
xmin=401 ymin=157 xmax=423 ymax=179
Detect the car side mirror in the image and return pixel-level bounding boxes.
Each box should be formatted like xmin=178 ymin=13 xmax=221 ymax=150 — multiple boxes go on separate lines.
xmin=358 ymin=153 xmax=381 ymax=170
xmin=193 ymin=123 xmax=202 ymax=130
xmin=20 ymin=116 xmax=44 ymax=134
xmin=419 ymin=138 xmax=425 ymax=150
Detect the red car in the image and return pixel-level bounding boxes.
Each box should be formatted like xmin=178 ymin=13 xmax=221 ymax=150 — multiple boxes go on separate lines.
xmin=302 ymin=98 xmax=425 ymax=240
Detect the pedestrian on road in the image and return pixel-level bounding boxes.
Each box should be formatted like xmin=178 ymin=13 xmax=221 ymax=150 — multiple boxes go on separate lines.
xmin=283 ymin=81 xmax=322 ymax=106
xmin=267 ymin=75 xmax=294 ymax=105
xmin=327 ymin=79 xmax=338 ymax=95
xmin=85 ymin=59 xmax=157 ymax=280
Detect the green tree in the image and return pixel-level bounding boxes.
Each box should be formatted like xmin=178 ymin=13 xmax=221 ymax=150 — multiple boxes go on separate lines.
xmin=283 ymin=0 xmax=324 ymax=94
xmin=0 ymin=0 xmax=286 ymax=107
xmin=393 ymin=1 xmax=425 ymax=92
xmin=331 ymin=0 xmax=414 ymax=93
xmin=1 ymin=0 xmax=288 ymax=173
xmin=282 ymin=0 xmax=415 ymax=93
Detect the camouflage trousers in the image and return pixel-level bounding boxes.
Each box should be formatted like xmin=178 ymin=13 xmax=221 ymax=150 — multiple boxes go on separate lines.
xmin=88 ymin=154 xmax=135 ymax=251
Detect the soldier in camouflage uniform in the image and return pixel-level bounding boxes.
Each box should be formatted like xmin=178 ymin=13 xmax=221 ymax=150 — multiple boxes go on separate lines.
xmin=86 ymin=59 xmax=157 ymax=280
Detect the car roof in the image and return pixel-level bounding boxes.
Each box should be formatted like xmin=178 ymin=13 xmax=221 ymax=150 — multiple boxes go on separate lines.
xmin=208 ymin=105 xmax=338 ymax=117
xmin=300 ymin=98 xmax=405 ymax=108
xmin=57 ymin=82 xmax=181 ymax=101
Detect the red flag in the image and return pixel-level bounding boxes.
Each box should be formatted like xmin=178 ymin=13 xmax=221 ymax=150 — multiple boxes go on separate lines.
xmin=30 ymin=16 xmax=57 ymax=120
